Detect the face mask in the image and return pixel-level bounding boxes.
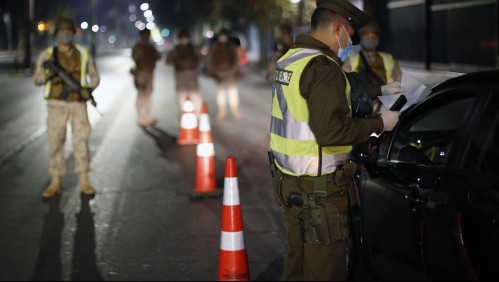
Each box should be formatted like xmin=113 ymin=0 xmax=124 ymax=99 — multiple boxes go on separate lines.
xmin=335 ymin=26 xmax=353 ymax=62
xmin=219 ymin=35 xmax=228 ymax=43
xmin=361 ymin=37 xmax=379 ymax=50
xmin=56 ymin=32 xmax=74 ymax=44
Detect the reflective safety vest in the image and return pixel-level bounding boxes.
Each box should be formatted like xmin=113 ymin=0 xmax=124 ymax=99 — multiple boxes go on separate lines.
xmin=43 ymin=44 xmax=90 ymax=99
xmin=270 ymin=48 xmax=352 ymax=177
xmin=349 ymin=51 xmax=395 ymax=84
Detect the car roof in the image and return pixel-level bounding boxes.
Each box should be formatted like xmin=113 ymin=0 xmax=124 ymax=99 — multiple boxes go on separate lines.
xmin=432 ymin=69 xmax=499 ymax=92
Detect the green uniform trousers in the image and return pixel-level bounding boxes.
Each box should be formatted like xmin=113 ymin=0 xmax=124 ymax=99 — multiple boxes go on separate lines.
xmin=278 ymin=169 xmax=351 ymax=281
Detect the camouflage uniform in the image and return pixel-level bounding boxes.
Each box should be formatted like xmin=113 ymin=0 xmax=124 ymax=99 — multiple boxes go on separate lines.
xmin=33 ymin=44 xmax=100 ymax=177
xmin=132 ymin=33 xmax=161 ymax=125
xmin=166 ymin=41 xmax=202 ymax=115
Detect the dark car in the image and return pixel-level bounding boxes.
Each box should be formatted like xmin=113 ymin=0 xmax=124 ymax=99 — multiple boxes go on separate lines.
xmin=349 ymin=70 xmax=499 ymax=281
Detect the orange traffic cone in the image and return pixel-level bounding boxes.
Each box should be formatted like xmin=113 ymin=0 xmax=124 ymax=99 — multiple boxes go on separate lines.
xmin=177 ymin=97 xmax=198 ymax=145
xmin=218 ymin=156 xmax=250 ymax=281
xmin=190 ymin=104 xmax=222 ymax=199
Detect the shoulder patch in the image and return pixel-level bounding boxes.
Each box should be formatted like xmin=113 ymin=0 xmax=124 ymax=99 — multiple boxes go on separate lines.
xmin=274 ymin=68 xmax=293 ymax=85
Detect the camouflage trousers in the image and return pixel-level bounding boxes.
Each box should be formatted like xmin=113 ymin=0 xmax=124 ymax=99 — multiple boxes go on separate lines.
xmin=46 ymin=100 xmax=91 ymax=177
xmin=135 ymin=71 xmax=154 ymax=118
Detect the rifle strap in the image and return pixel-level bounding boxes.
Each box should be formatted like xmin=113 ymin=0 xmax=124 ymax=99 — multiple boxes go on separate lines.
xmin=52 ymin=46 xmax=71 ymax=101
xmin=359 ymin=51 xmax=385 ymax=85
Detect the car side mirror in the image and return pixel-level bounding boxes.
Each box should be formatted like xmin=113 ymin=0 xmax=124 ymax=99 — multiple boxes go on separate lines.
xmin=351 ymin=136 xmax=379 ymax=164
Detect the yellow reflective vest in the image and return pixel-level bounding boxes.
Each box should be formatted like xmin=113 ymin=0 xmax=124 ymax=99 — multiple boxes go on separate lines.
xmin=349 ymin=51 xmax=395 ymax=84
xmin=270 ymin=48 xmax=352 ymax=177
xmin=43 ymin=44 xmax=90 ymax=99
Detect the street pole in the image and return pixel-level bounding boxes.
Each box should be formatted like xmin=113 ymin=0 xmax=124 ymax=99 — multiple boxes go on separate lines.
xmin=22 ymin=0 xmax=34 ymax=71
xmin=91 ymin=0 xmax=97 ymax=57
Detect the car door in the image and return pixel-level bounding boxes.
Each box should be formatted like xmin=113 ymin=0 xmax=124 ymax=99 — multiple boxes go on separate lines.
xmin=358 ymin=89 xmax=478 ymax=281
xmin=422 ymin=85 xmax=499 ymax=281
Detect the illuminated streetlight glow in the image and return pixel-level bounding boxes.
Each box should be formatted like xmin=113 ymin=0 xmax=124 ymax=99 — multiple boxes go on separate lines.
xmin=144 ymin=10 xmax=152 ymax=18
xmin=92 ymin=25 xmax=99 ymax=32
xmin=81 ymin=21 xmax=89 ymax=29
xmin=140 ymin=3 xmax=149 ymax=11
xmin=129 ymin=14 xmax=137 ymax=21
xmin=146 ymin=22 xmax=155 ymax=30
xmin=146 ymin=16 xmax=155 ymax=23
xmin=100 ymin=25 xmax=107 ymax=32
xmin=161 ymin=28 xmax=170 ymax=37
xmin=37 ymin=21 xmax=46 ymax=32
xmin=290 ymin=0 xmax=301 ymax=3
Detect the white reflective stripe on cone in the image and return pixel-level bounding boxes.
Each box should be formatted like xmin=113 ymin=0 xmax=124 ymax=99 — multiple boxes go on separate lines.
xmin=197 ymin=143 xmax=214 ymax=157
xmin=223 ymin=178 xmax=240 ymax=206
xmin=180 ymin=113 xmax=197 ymax=129
xmin=220 ymin=231 xmax=245 ymax=251
xmin=199 ymin=114 xmax=211 ymax=131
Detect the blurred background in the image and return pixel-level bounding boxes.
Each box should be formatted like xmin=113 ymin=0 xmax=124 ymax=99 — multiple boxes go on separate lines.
xmin=0 ymin=0 xmax=497 ymax=73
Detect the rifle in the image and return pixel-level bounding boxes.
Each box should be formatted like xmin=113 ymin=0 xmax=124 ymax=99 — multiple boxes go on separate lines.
xmin=43 ymin=60 xmax=101 ymax=114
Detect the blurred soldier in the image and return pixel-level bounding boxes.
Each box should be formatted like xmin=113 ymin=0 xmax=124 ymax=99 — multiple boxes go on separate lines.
xmin=131 ymin=29 xmax=161 ymax=126
xmin=33 ymin=18 xmax=100 ymax=198
xmin=206 ymin=28 xmax=241 ymax=119
xmin=166 ymin=29 xmax=203 ymax=116
xmin=343 ymin=20 xmax=402 ymax=86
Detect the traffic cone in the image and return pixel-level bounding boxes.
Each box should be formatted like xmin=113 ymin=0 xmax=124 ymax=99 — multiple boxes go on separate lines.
xmin=218 ymin=156 xmax=250 ymax=281
xmin=190 ymin=103 xmax=222 ymax=199
xmin=177 ymin=97 xmax=198 ymax=145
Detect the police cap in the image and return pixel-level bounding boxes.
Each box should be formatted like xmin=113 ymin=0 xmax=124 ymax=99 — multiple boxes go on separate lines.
xmin=316 ymin=0 xmax=371 ymax=44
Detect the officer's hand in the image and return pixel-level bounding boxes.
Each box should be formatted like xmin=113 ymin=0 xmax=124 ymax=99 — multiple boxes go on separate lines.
xmin=381 ymin=81 xmax=406 ymax=96
xmin=379 ymin=106 xmax=401 ymax=131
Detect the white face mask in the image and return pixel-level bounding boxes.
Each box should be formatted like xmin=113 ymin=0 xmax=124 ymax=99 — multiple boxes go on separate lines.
xmin=218 ymin=35 xmax=228 ymax=43
xmin=56 ymin=31 xmax=74 ymax=44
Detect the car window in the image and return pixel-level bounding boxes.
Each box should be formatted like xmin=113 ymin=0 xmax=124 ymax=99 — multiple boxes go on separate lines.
xmin=463 ymin=94 xmax=499 ymax=175
xmin=389 ymin=97 xmax=474 ymax=165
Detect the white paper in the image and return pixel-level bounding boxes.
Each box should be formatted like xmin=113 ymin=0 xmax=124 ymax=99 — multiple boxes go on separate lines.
xmin=378 ymin=75 xmax=430 ymax=112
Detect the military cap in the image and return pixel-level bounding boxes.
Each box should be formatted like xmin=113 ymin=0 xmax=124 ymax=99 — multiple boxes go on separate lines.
xmin=316 ymin=0 xmax=371 ymax=44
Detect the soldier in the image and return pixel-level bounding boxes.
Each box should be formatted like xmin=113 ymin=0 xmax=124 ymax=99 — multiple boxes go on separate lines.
xmin=166 ymin=29 xmax=203 ymax=116
xmin=206 ymin=28 xmax=241 ymax=119
xmin=131 ymin=29 xmax=161 ymax=126
xmin=33 ymin=18 xmax=100 ymax=198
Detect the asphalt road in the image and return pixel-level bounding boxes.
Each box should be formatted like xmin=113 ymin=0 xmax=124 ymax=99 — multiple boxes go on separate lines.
xmin=0 ymin=52 xmax=285 ymax=281
xmin=0 ymin=49 xmax=459 ymax=281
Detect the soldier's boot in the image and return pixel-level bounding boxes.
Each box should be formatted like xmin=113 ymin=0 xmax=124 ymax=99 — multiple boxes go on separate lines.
xmin=231 ymin=106 xmax=241 ymax=119
xmin=79 ymin=173 xmax=96 ymax=196
xmin=42 ymin=176 xmax=62 ymax=198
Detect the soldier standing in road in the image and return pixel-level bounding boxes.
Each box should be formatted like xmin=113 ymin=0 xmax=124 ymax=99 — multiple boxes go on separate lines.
xmin=131 ymin=29 xmax=161 ymax=126
xmin=33 ymin=18 xmax=100 ymax=198
xmin=166 ymin=29 xmax=203 ymax=116
xmin=206 ymin=28 xmax=241 ymax=119
xmin=269 ymin=0 xmax=402 ymax=280
xmin=343 ymin=20 xmax=402 ymax=86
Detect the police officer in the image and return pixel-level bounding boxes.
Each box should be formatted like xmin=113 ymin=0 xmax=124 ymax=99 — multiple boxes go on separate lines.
xmin=344 ymin=20 xmax=402 ymax=86
xmin=33 ymin=18 xmax=100 ymax=198
xmin=269 ymin=0 xmax=401 ymax=280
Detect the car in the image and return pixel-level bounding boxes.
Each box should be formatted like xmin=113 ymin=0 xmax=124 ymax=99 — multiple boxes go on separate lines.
xmin=348 ymin=70 xmax=499 ymax=281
